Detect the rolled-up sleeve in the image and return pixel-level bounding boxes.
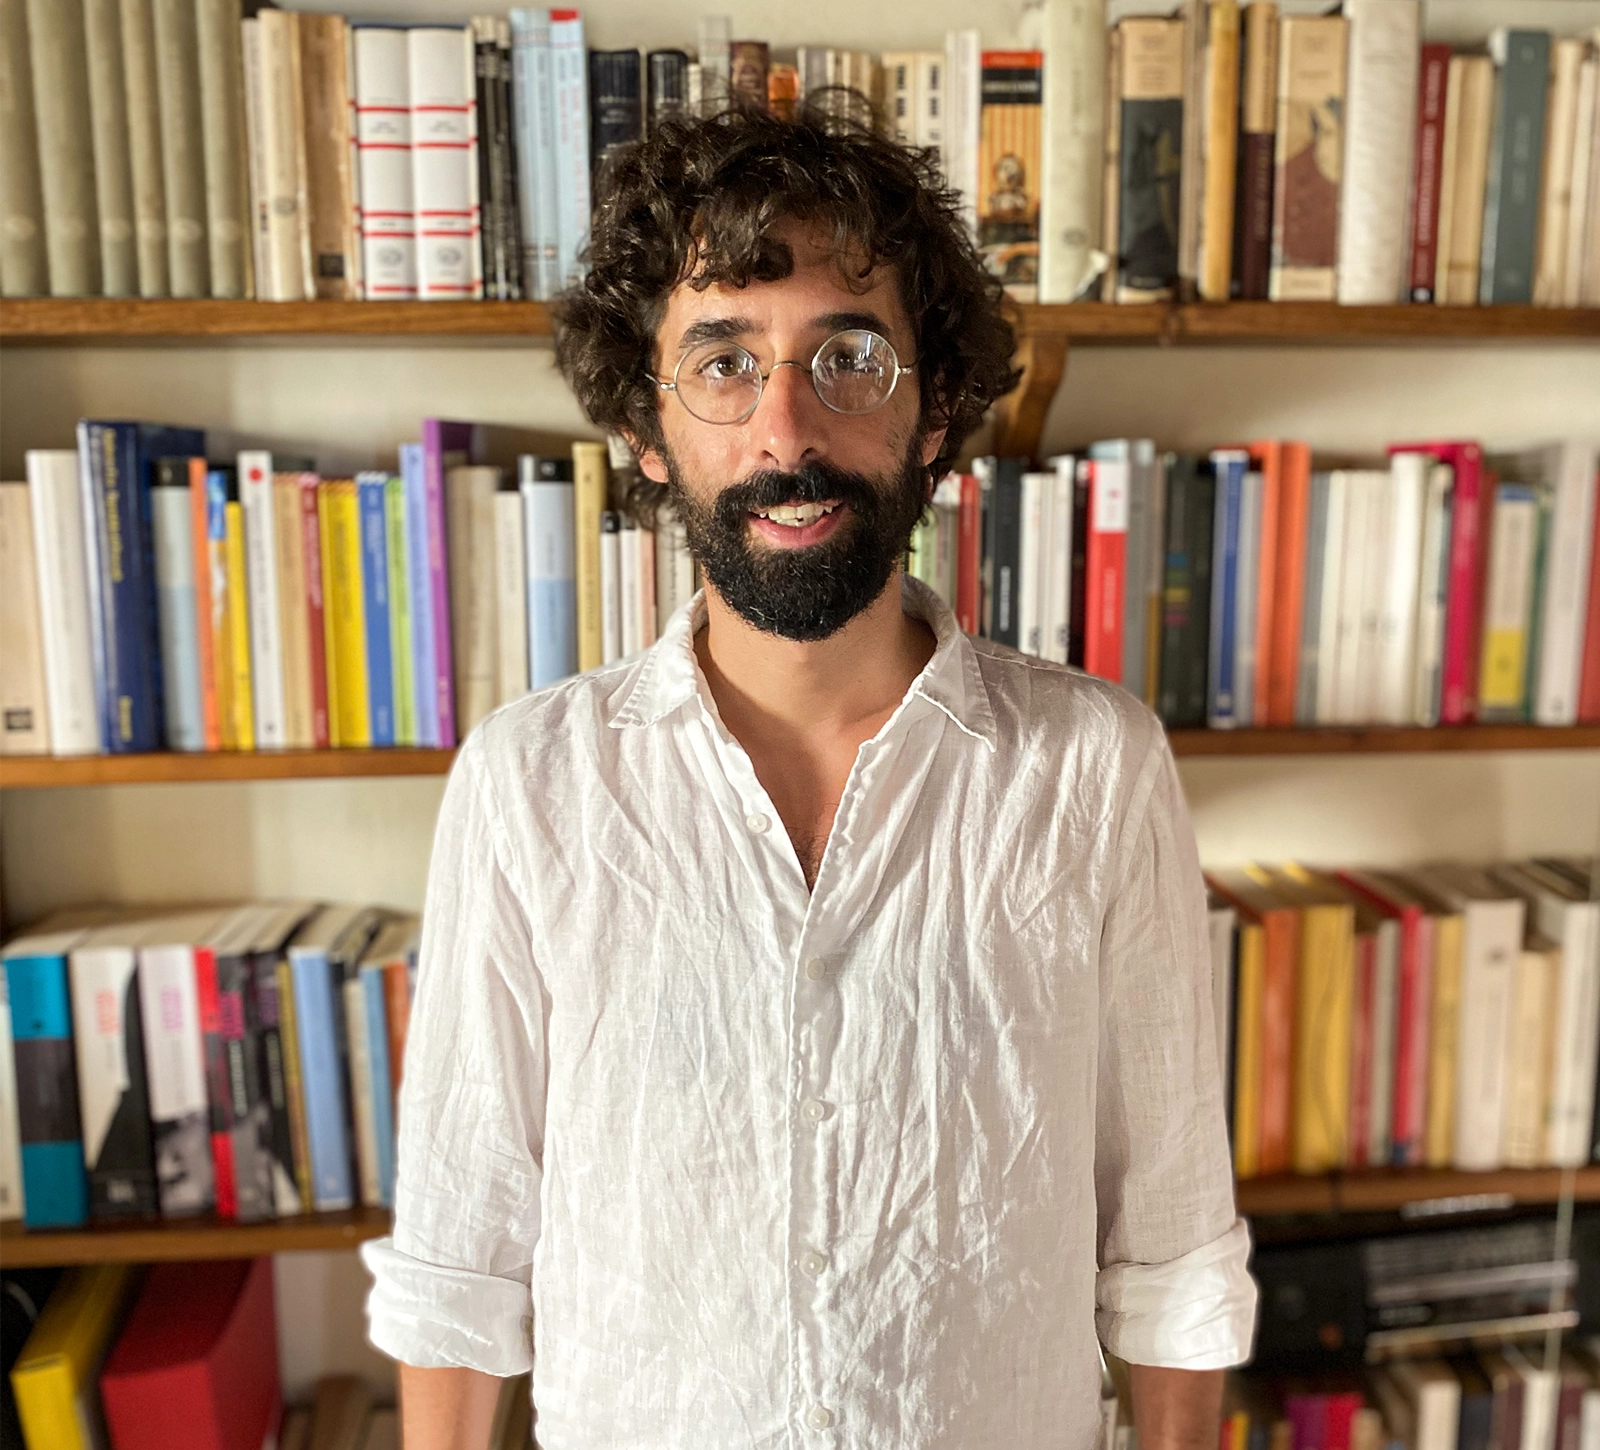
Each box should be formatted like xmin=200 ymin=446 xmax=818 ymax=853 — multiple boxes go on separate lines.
xmin=362 ymin=731 xmax=549 ymax=1377
xmin=1093 ymin=730 xmax=1258 ymax=1368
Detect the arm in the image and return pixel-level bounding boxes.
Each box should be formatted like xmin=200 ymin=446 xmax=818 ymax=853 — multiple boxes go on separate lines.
xmin=1128 ymin=1364 xmax=1226 ymax=1450
xmin=400 ymin=1365 xmax=506 ymax=1450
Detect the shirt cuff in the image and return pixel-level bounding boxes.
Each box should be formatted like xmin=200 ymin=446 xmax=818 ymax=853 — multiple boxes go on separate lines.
xmin=1095 ymin=1218 xmax=1259 ymax=1369
xmin=361 ymin=1235 xmax=535 ymax=1377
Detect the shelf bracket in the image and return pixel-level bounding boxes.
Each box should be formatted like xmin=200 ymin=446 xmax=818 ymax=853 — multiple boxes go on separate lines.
xmin=990 ymin=329 xmax=1070 ymax=462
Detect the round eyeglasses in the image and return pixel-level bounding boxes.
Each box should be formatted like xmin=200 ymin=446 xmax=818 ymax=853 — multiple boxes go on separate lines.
xmin=653 ymin=328 xmax=916 ymax=426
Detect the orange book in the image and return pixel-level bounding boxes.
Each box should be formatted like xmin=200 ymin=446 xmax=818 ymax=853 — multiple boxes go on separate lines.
xmin=1207 ymin=867 xmax=1300 ymax=1175
xmin=186 ymin=458 xmax=222 ymax=749
xmin=1264 ymin=441 xmax=1312 ymax=726
xmin=382 ymin=957 xmax=411 ymax=1115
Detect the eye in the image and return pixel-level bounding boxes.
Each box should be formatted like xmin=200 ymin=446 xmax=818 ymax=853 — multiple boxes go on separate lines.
xmin=691 ymin=349 xmax=752 ymax=381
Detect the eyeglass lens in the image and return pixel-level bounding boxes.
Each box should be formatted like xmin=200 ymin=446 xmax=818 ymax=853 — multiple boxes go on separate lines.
xmin=672 ymin=329 xmax=902 ymax=424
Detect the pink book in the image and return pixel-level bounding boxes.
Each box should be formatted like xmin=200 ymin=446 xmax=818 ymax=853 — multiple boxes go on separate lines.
xmin=421 ymin=419 xmax=473 ymax=748
xmin=1390 ymin=442 xmax=1487 ymax=723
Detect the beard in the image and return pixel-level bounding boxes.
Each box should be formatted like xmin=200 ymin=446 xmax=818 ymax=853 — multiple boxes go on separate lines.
xmin=663 ymin=440 xmax=931 ymax=642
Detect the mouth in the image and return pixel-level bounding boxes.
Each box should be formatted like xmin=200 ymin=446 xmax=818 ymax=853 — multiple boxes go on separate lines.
xmin=746 ymin=498 xmax=848 ymax=547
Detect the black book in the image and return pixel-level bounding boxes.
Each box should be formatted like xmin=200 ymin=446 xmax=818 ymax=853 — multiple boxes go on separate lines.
xmin=213 ymin=908 xmax=275 ymax=1223
xmin=990 ymin=458 xmax=1024 ymax=649
xmin=495 ymin=26 xmax=524 ymax=299
xmin=1068 ymin=463 xmax=1089 ymax=667
xmin=248 ymin=903 xmax=318 ymax=1217
xmin=590 ymin=49 xmax=643 ymax=183
xmin=976 ymin=459 xmax=995 ymax=638
xmin=473 ymin=21 xmax=503 ymax=298
xmin=648 ymin=49 xmax=691 ymax=134
xmin=1156 ymin=454 xmax=1215 ymax=727
xmin=1116 ymin=19 xmax=1184 ymax=298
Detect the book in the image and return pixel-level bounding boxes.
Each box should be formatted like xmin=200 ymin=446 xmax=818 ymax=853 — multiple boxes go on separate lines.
xmin=647 ymin=49 xmax=691 ymax=133
xmin=1232 ymin=468 xmax=1261 ymax=724
xmin=1295 ymin=471 xmax=1331 ymax=724
xmin=319 ymin=478 xmax=370 ymax=748
xmin=475 ymin=17 xmax=520 ymax=301
xmin=1502 ymin=934 xmax=1559 ymax=1167
xmin=573 ymin=439 xmax=608 ymax=672
xmin=1231 ymin=1 xmax=1277 ymax=300
xmin=150 ymin=470 xmax=203 ymax=751
xmin=1480 ymin=30 xmax=1552 ymax=305
xmin=150 ymin=0 xmax=209 ymax=296
xmin=273 ymin=957 xmax=311 ymax=1211
xmin=1229 ymin=917 xmax=1264 ymax=1177
xmin=1207 ymin=448 xmax=1247 ymax=728
xmin=99 ymin=1257 xmax=280 ymax=1450
xmin=1082 ymin=455 xmax=1128 ymax=680
xmin=272 ymin=472 xmax=316 ymax=750
xmin=81 ymin=0 xmax=136 ymax=296
xmin=0 ymin=481 xmax=49 ymax=754
xmin=1520 ymin=442 xmax=1597 ymax=726
xmin=1157 ymin=453 xmax=1214 ymax=728
xmin=1582 ymin=468 xmax=1600 ymax=723
xmin=26 ymin=0 xmax=101 ymax=296
xmin=1098 ymin=24 xmax=1122 ymax=302
xmin=446 ymin=464 xmax=500 ymax=732
xmin=343 ymin=971 xmax=378 ymax=1207
xmin=1374 ymin=450 xmax=1427 ymax=725
xmin=510 ymin=8 xmax=558 ymax=299
xmin=1035 ymin=1 xmax=1105 ymax=304
xmin=238 ymin=450 xmax=288 ymax=748
xmin=1477 ymin=481 xmax=1541 ymax=722
xmin=1407 ymin=44 xmax=1452 ymax=302
xmin=1269 ymin=15 xmax=1348 ymax=301
xmin=1335 ymin=0 xmax=1419 ymax=306
xmin=410 ymin=26 xmax=482 ymax=300
xmin=398 ymin=444 xmax=438 ymax=746
xmin=298 ymin=13 xmax=361 ymax=301
xmin=351 ymin=25 xmax=416 ymax=300
xmin=976 ymin=50 xmax=1043 ymax=302
xmin=728 ymin=40 xmax=767 ymax=111
xmin=589 ymin=49 xmax=642 ymax=182
xmin=599 ymin=510 xmax=622 ymax=663
xmin=0 ymin=0 xmax=47 ymax=296
xmin=219 ymin=467 xmax=256 ymax=749
xmin=1194 ymin=1 xmax=1240 ymax=304
xmin=0 ymin=965 xmax=21 ymax=1220
xmin=493 ymin=482 xmax=530 ymax=704
xmin=1114 ymin=18 xmax=1183 ymax=302
xmin=1412 ymin=462 xmax=1454 ymax=726
xmin=384 ymin=475 xmax=416 ymax=746
xmin=195 ymin=0 xmax=250 ymax=300
xmin=1435 ymin=56 xmax=1496 ymax=305
xmin=1564 ymin=54 xmax=1600 ymax=310
xmin=356 ymin=472 xmax=395 ymax=746
xmin=420 ymin=419 xmax=470 ymax=745
xmin=550 ymin=11 xmax=591 ymax=291
xmin=987 ymin=458 xmax=1024 ymax=650
xmin=1262 ymin=441 xmax=1311 ymax=727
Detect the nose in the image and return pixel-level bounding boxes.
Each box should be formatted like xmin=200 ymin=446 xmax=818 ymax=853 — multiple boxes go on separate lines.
xmin=750 ymin=360 xmax=827 ymax=474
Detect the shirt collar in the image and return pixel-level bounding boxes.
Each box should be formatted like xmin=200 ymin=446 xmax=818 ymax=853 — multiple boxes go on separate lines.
xmin=610 ymin=574 xmax=998 ymax=751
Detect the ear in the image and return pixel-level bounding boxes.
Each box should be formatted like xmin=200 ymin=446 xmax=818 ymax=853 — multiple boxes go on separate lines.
xmin=623 ymin=428 xmax=669 ymax=484
xmin=918 ymin=424 xmax=948 ymax=471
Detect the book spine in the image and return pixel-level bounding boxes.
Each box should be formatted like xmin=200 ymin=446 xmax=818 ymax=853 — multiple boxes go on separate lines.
xmin=386 ymin=476 xmax=417 ymax=746
xmin=1232 ymin=469 xmax=1261 ymax=723
xmin=356 ymin=474 xmax=395 ymax=746
xmin=1478 ymin=484 xmax=1539 ymax=720
xmin=473 ymin=20 xmax=501 ymax=297
xmin=524 ymin=474 xmax=578 ymax=689
xmin=1579 ymin=475 xmax=1600 ymax=723
xmin=361 ymin=966 xmax=395 ymax=1206
xmin=1534 ymin=445 xmax=1598 ymax=726
xmin=272 ymin=478 xmax=312 ymax=749
xmin=118 ymin=0 xmax=167 ymax=298
xmin=976 ymin=50 xmax=1043 ymax=303
xmin=573 ymin=441 xmax=608 ymax=672
xmin=445 ymin=467 xmax=498 ymax=732
xmin=150 ymin=481 xmax=203 ymax=750
xmin=274 ymin=957 xmax=312 ymax=1211
xmin=1229 ymin=922 xmax=1262 ymax=1177
xmin=1269 ymin=16 xmax=1348 ymax=301
xmin=589 ymin=48 xmax=643 ymax=181
xmin=1480 ymin=30 xmax=1551 ymax=305
xmin=25 ymin=0 xmax=101 ymax=296
xmin=323 ymin=481 xmax=371 ymax=747
xmin=186 ymin=459 xmax=220 ymax=748
xmin=194 ymin=945 xmax=236 ymax=1219
xmin=646 ymin=48 xmax=691 ymax=134
xmin=1425 ymin=916 xmax=1461 ymax=1167
xmin=1348 ymin=932 xmax=1374 ymax=1167
xmin=135 ymin=944 xmax=215 ymax=1215
xmin=956 ymin=473 xmax=981 ymax=635
xmin=0 ymin=0 xmax=48 ymax=296
xmin=1562 ymin=54 xmax=1598 ymax=311
xmin=252 ymin=955 xmax=302 ymax=1216
xmin=494 ymin=21 xmax=523 ymax=299
xmin=150 ymin=0 xmax=210 ymax=296
xmin=1250 ymin=452 xmax=1280 ymax=725
xmin=1453 ymin=901 xmax=1525 ymax=1170
xmin=1550 ymin=900 xmax=1600 ymax=1167
xmin=1232 ymin=2 xmax=1277 ymax=299
xmin=511 ymin=8 xmax=559 ymax=299
xmin=1266 ymin=444 xmax=1310 ymax=726
xmin=352 ymin=26 xmax=416 ymax=299
xmin=420 ymin=425 xmax=459 ymax=746
xmin=25 ymin=451 xmax=101 ymax=754
xmin=551 ymin=11 xmax=591 ymax=292
xmin=1295 ymin=471 xmax=1331 ymax=724
xmin=1157 ymin=458 xmax=1210 ymax=726
xmin=1440 ymin=57 xmax=1495 ymax=304
xmin=1197 ymin=2 xmax=1241 ymax=303
xmin=1115 ymin=20 xmax=1183 ymax=300
xmin=82 ymin=0 xmax=137 ymax=296
xmin=290 ymin=950 xmax=353 ymax=1212
xmin=222 ymin=488 xmax=255 ymax=748
xmin=259 ymin=11 xmax=314 ymax=300
xmin=299 ymin=14 xmax=361 ymax=300
xmin=494 ymin=488 xmax=530 ymax=701
xmin=194 ymin=0 xmax=250 ymax=298
xmin=239 ymin=451 xmax=287 ymax=748
xmin=382 ymin=960 xmax=411 ymax=1119
xmin=1016 ymin=471 xmax=1045 ymax=656
xmin=1376 ymin=453 xmax=1427 ymax=724
xmin=298 ymin=477 xmax=330 ymax=749
xmin=217 ymin=951 xmax=273 ymax=1221
xmin=400 ymin=443 xmax=439 ymax=746
xmin=1084 ymin=458 xmax=1128 ymax=679
xmin=7 ymin=953 xmax=90 ymax=1227
xmin=990 ymin=459 xmax=1024 ymax=649
xmin=1368 ymin=927 xmax=1398 ymax=1166
xmin=599 ymin=511 xmax=622 ymax=665
xmin=343 ymin=975 xmax=379 ymax=1207
xmin=1408 ymin=44 xmax=1451 ymax=300
xmin=409 ymin=27 xmax=481 ymax=300
xmin=0 ymin=483 xmax=49 ymax=754
xmin=1207 ymin=452 xmax=1246 ymax=727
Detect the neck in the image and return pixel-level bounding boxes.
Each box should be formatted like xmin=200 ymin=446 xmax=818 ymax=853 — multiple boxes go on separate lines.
xmin=693 ymin=572 xmax=937 ymax=742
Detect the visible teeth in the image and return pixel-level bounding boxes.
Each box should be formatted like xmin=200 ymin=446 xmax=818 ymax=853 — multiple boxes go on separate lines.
xmin=754 ymin=501 xmax=839 ymax=527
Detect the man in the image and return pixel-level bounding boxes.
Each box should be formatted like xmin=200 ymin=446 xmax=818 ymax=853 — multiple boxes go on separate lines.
xmin=364 ymin=102 xmax=1257 ymax=1450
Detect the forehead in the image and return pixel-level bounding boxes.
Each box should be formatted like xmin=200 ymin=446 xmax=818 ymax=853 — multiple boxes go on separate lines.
xmin=656 ymin=217 xmax=910 ymax=354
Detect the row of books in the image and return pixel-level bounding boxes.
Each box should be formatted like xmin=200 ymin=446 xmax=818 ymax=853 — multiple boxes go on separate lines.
xmin=1206 ymin=857 xmax=1599 ymax=1180
xmin=933 ymin=439 xmax=1600 ymax=730
xmin=0 ymin=902 xmax=416 ymax=1231
xmin=0 ymin=423 xmax=699 ymax=757
xmin=1091 ymin=7 xmax=1600 ymax=308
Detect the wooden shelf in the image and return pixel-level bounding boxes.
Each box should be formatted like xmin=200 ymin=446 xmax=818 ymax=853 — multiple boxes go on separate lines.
xmin=0 ymin=1207 xmax=392 ymax=1267
xmin=1166 ymin=724 xmax=1600 ymax=756
xmin=1236 ymin=1165 xmax=1600 ymax=1217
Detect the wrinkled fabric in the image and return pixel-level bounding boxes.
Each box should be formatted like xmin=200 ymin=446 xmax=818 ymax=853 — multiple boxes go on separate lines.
xmin=363 ymin=575 xmax=1258 ymax=1449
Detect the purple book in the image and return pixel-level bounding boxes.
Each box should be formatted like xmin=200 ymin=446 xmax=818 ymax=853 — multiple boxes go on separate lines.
xmin=1284 ymin=1394 xmax=1327 ymax=1450
xmin=420 ymin=419 xmax=474 ymax=748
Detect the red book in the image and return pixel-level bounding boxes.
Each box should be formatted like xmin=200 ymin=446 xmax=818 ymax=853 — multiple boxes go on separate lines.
xmin=956 ymin=472 xmax=982 ymax=635
xmin=383 ymin=957 xmax=411 ymax=1114
xmin=1408 ymin=45 xmax=1452 ymax=301
xmin=1238 ymin=441 xmax=1285 ymax=724
xmin=1083 ymin=459 xmax=1128 ymax=681
xmin=193 ymin=945 xmax=236 ymax=1220
xmin=297 ymin=474 xmax=331 ymax=749
xmin=1579 ymin=469 xmax=1600 ymax=721
xmin=1391 ymin=442 xmax=1489 ymax=723
xmin=1260 ymin=442 xmax=1311 ymax=726
xmin=101 ymin=1257 xmax=281 ymax=1450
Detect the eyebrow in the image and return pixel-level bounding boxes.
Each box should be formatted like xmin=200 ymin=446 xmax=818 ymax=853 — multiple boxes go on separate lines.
xmin=674 ymin=309 xmax=896 ymax=354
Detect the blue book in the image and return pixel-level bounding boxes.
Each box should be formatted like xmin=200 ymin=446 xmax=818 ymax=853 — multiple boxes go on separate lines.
xmin=4 ymin=928 xmax=93 ymax=1228
xmin=356 ymin=473 xmax=395 ymax=747
xmin=510 ymin=9 xmax=559 ymax=299
xmin=399 ymin=444 xmax=439 ymax=747
xmin=1207 ymin=449 xmax=1248 ymax=729
xmin=519 ymin=455 xmax=577 ymax=687
xmin=360 ymin=965 xmax=395 ymax=1207
xmin=75 ymin=421 xmax=206 ymax=752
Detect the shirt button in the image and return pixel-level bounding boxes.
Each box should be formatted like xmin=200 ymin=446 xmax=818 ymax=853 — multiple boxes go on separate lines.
xmin=806 ymin=1405 xmax=834 ymax=1431
xmin=799 ymin=1250 xmax=827 ymax=1277
xmin=804 ymin=958 xmax=826 ymax=981
xmin=801 ymin=1097 xmax=827 ymax=1123
xmin=745 ymin=812 xmax=770 ymax=834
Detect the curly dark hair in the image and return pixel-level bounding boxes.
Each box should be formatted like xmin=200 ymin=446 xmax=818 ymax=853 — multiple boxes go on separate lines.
xmin=552 ymin=98 xmax=1022 ymax=500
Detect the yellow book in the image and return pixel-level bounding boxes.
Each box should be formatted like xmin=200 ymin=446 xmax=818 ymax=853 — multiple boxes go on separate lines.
xmin=1277 ymin=864 xmax=1355 ymax=1174
xmin=223 ymin=499 xmax=255 ymax=751
xmin=572 ymin=441 xmax=608 ymax=673
xmin=317 ymin=485 xmax=341 ymax=747
xmin=1478 ymin=484 xmax=1540 ymax=716
xmin=321 ymin=480 xmax=370 ymax=748
xmin=276 ymin=956 xmax=313 ymax=1211
xmin=10 ymin=1263 xmax=137 ymax=1450
xmin=1231 ymin=918 xmax=1265 ymax=1179
xmin=1424 ymin=909 xmax=1463 ymax=1167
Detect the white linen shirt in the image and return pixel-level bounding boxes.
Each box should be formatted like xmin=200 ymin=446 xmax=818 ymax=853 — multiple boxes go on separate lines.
xmin=363 ymin=575 xmax=1257 ymax=1449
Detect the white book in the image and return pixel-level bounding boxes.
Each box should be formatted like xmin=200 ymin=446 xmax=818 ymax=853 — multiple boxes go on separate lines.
xmin=1493 ymin=861 xmax=1600 ymax=1168
xmin=1037 ymin=0 xmax=1106 ymax=302
xmin=1386 ymin=1361 xmax=1461 ymax=1450
xmin=1018 ymin=472 xmax=1049 ymax=657
xmin=1336 ymin=0 xmax=1420 ymax=304
xmin=520 ymin=460 xmax=576 ymax=689
xmin=1367 ymin=915 xmax=1400 ymax=1167
xmin=237 ymin=450 xmax=286 ymax=748
xmin=68 ymin=929 xmax=144 ymax=1213
xmin=654 ymin=511 xmax=694 ymax=627
xmin=0 ymin=481 xmax=49 ymax=755
xmin=599 ymin=513 xmax=622 ymax=665
xmin=1411 ymin=463 xmax=1453 ymax=727
xmin=1233 ymin=470 xmax=1262 ymax=726
xmin=239 ymin=17 xmax=268 ymax=293
xmin=1329 ymin=471 xmax=1370 ymax=724
xmin=352 ymin=26 xmax=416 ymax=299
xmin=137 ymin=931 xmax=217 ymax=1216
xmin=1356 ymin=469 xmax=1393 ymax=724
xmin=1206 ymin=902 xmax=1235 ymax=1085
xmin=492 ymin=488 xmax=528 ymax=706
xmin=344 ymin=974 xmax=381 ymax=1208
xmin=914 ymin=51 xmax=944 ymax=163
xmin=932 ymin=476 xmax=961 ymax=610
xmin=883 ymin=52 xmax=918 ymax=145
xmin=1534 ymin=40 xmax=1586 ymax=307
xmin=634 ymin=525 xmax=657 ymax=650
xmin=445 ymin=464 xmax=499 ymax=735
xmin=255 ymin=8 xmax=313 ymax=301
xmin=943 ymin=30 xmax=982 ymax=237
xmin=620 ymin=520 xmax=641 ymax=658
xmin=1583 ymin=1378 xmax=1600 ymax=1450
xmin=150 ymin=484 xmax=203 ymax=751
xmin=0 ymin=966 xmax=22 ymax=1221
xmin=1314 ymin=470 xmax=1349 ymax=725
xmin=1375 ymin=450 xmax=1427 ymax=725
xmin=1044 ymin=459 xmax=1075 ymax=665
xmin=25 ymin=450 xmax=100 ymax=754
xmin=696 ymin=15 xmax=731 ymax=114
xmin=409 ymin=27 xmax=481 ymax=299
xmin=1502 ymin=938 xmax=1558 ymax=1167
xmin=1527 ymin=442 xmax=1598 ymax=726
xmin=1564 ymin=57 xmax=1599 ymax=309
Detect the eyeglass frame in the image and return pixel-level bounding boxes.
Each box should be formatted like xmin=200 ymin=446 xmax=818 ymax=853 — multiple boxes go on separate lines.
xmin=650 ymin=328 xmax=918 ymax=425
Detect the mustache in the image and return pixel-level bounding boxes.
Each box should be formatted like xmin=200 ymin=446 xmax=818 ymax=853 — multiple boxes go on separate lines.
xmin=711 ymin=461 xmax=882 ymax=525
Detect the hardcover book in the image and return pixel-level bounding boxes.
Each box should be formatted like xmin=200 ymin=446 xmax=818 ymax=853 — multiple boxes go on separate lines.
xmin=1269 ymin=15 xmax=1348 ymax=301
xmin=1114 ymin=19 xmax=1183 ymax=301
xmin=1231 ymin=1 xmax=1278 ymax=299
xmin=589 ymin=49 xmax=642 ymax=182
xmin=1479 ymin=29 xmax=1551 ymax=304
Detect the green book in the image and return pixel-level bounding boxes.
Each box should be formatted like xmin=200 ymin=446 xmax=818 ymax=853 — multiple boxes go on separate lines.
xmin=385 ymin=475 xmax=417 ymax=746
xmin=1479 ymin=29 xmax=1550 ymax=303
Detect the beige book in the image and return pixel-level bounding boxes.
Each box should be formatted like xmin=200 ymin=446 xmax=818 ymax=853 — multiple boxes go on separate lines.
xmin=1197 ymin=1 xmax=1240 ymax=301
xmin=256 ymin=9 xmax=314 ymax=300
xmin=273 ymin=475 xmax=314 ymax=749
xmin=118 ymin=0 xmax=168 ymax=296
xmin=1438 ymin=55 xmax=1494 ymax=305
xmin=1269 ymin=15 xmax=1348 ymax=302
xmin=1423 ymin=907 xmax=1462 ymax=1168
xmin=1100 ymin=25 xmax=1123 ymax=301
xmin=1584 ymin=43 xmax=1600 ymax=305
xmin=573 ymin=441 xmax=609 ymax=673
xmin=298 ymin=13 xmax=361 ymax=300
xmin=151 ymin=0 xmax=210 ymax=296
xmin=1564 ymin=56 xmax=1598 ymax=308
xmin=0 ymin=482 xmax=50 ymax=754
xmin=82 ymin=0 xmax=138 ymax=296
xmin=195 ymin=0 xmax=252 ymax=298
xmin=1533 ymin=38 xmax=1585 ymax=306
xmin=0 ymin=0 xmax=47 ymax=295
xmin=446 ymin=465 xmax=500 ymax=735
xmin=1501 ymin=936 xmax=1560 ymax=1168
xmin=25 ymin=0 xmax=101 ymax=296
